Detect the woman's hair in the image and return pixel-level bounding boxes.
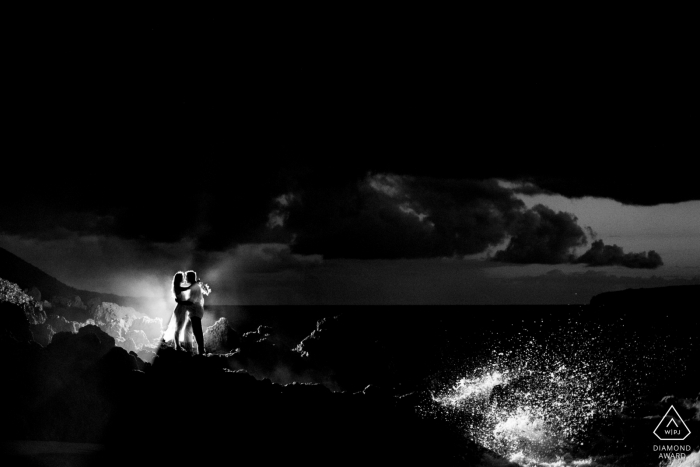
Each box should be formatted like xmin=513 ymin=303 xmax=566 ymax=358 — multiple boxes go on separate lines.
xmin=172 ymin=271 xmax=185 ymax=297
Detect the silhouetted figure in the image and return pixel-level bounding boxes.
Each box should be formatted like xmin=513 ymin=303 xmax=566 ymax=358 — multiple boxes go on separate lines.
xmin=165 ymin=271 xmax=194 ymax=351
xmin=177 ymin=270 xmax=211 ymax=355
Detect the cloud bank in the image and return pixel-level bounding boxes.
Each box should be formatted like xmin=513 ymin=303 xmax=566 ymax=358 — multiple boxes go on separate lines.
xmin=576 ymin=240 xmax=663 ymax=269
xmin=277 ymin=173 xmax=662 ymax=268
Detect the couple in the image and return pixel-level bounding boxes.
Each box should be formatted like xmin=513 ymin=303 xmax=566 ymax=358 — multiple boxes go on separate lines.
xmin=164 ymin=270 xmax=211 ymax=355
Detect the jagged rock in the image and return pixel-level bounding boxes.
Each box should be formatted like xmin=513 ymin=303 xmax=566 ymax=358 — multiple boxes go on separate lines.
xmin=31 ymin=314 xmax=79 ymax=347
xmin=28 ymin=286 xmax=41 ymax=302
xmin=77 ymin=324 xmax=116 ymax=355
xmin=203 ymin=317 xmax=241 ymax=353
xmin=47 ymin=314 xmax=80 ymax=334
xmin=87 ymin=302 xmax=157 ymax=345
xmin=30 ymin=323 xmax=52 ymax=346
xmin=51 ymin=305 xmax=91 ymax=322
xmin=99 ymin=320 xmax=125 ymax=340
xmin=128 ymin=315 xmax=163 ymax=343
xmin=124 ymin=329 xmax=150 ymax=350
xmin=137 ymin=348 xmax=157 ymax=363
xmin=362 ymin=384 xmax=391 ymax=399
xmin=241 ymin=325 xmax=272 ymax=344
xmin=293 ymin=315 xmax=385 ymax=391
xmin=122 ymin=337 xmax=137 ymax=353
xmin=51 ymin=294 xmax=87 ymax=309
xmin=128 ymin=351 xmax=149 ymax=371
xmin=100 ymin=346 xmax=139 ymax=373
xmin=69 ymin=295 xmax=85 ymax=310
xmin=1 ymin=277 xmax=46 ymax=325
xmin=8 ymin=325 xmax=488 ymax=467
xmin=0 ymin=301 xmax=33 ymax=343
xmin=25 ymin=303 xmax=47 ymax=325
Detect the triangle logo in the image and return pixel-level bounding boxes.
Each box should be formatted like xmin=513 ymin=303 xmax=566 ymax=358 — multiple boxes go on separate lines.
xmin=653 ymin=405 xmax=691 ymax=441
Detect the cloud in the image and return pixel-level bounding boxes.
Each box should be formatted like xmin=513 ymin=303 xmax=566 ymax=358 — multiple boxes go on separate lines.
xmin=284 ymin=174 xmax=526 ymax=259
xmin=4 ymin=167 xmax=670 ymax=278
xmin=576 ymin=240 xmax=663 ymax=269
xmin=1 ymin=165 xmax=292 ymax=251
xmin=492 ymin=204 xmax=588 ymax=264
xmin=278 ymin=175 xmax=667 ymax=270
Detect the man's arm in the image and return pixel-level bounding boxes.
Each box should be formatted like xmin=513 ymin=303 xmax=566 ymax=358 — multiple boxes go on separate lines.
xmin=175 ymin=284 xmax=194 ymax=304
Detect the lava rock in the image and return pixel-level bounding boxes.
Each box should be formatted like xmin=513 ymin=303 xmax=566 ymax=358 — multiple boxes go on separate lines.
xmin=0 ymin=301 xmax=33 ymax=343
xmin=203 ymin=317 xmax=241 ymax=353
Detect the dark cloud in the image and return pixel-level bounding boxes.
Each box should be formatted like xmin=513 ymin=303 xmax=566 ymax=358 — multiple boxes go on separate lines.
xmin=576 ymin=240 xmax=663 ymax=269
xmin=2 ymin=163 xmax=291 ymax=251
xmin=3 ymin=163 xmax=670 ymax=271
xmin=278 ymin=175 xmax=669 ymax=268
xmin=492 ymin=205 xmax=587 ymax=264
xmin=285 ymin=174 xmax=525 ymax=259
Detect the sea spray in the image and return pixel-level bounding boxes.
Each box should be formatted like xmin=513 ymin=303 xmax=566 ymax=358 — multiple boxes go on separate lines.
xmin=425 ymin=317 xmax=686 ymax=465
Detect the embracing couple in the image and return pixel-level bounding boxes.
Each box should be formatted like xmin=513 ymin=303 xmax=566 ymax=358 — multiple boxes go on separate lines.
xmin=165 ymin=270 xmax=212 ymax=355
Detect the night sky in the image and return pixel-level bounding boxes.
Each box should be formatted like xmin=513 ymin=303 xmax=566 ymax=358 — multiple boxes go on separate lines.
xmin=3 ymin=11 xmax=698 ymax=307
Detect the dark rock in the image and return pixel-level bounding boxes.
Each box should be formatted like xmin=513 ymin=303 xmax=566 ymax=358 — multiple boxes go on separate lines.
xmin=77 ymin=324 xmax=116 ymax=356
xmin=51 ymin=295 xmax=86 ymax=310
xmin=30 ymin=322 xmax=52 ymax=346
xmin=362 ymin=384 xmax=392 ymax=399
xmin=1 ymin=277 xmax=46 ymax=325
xmin=128 ymin=351 xmax=148 ymax=371
xmin=203 ymin=317 xmax=241 ymax=353
xmin=136 ymin=348 xmax=156 ymax=363
xmin=28 ymin=286 xmax=41 ymax=302
xmin=99 ymin=346 xmax=139 ymax=374
xmin=7 ymin=325 xmax=484 ymax=467
xmin=50 ymin=305 xmax=92 ymax=323
xmin=591 ymin=284 xmax=700 ymax=306
xmin=46 ymin=314 xmax=79 ymax=334
xmin=24 ymin=303 xmax=47 ymax=325
xmin=0 ymin=301 xmax=33 ymax=343
xmin=32 ymin=314 xmax=81 ymax=346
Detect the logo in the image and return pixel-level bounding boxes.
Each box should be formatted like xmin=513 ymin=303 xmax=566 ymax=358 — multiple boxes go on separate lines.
xmin=653 ymin=405 xmax=691 ymax=441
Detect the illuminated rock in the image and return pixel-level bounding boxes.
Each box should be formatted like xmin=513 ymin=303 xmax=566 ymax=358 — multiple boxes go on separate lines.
xmin=203 ymin=317 xmax=241 ymax=353
xmin=129 ymin=315 xmax=163 ymax=343
xmin=124 ymin=329 xmax=150 ymax=350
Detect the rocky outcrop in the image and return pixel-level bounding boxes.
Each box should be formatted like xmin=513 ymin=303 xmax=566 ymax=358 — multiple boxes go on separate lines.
xmin=0 ymin=301 xmax=33 ymax=343
xmin=96 ymin=347 xmax=484 ymax=467
xmin=51 ymin=294 xmax=87 ymax=309
xmin=203 ymin=317 xmax=241 ymax=353
xmin=24 ymin=304 xmax=47 ymax=326
xmin=1 ymin=277 xmax=46 ymax=325
xmin=293 ymin=315 xmax=385 ymax=391
xmin=123 ymin=329 xmax=150 ymax=351
xmin=128 ymin=316 xmax=163 ymax=343
xmin=2 ymin=274 xmax=159 ymax=353
xmin=30 ymin=315 xmax=81 ymax=346
xmin=28 ymin=301 xmax=162 ymax=352
xmin=590 ymin=284 xmax=700 ymax=306
xmin=4 ymin=313 xmax=490 ymax=467
xmin=86 ymin=302 xmax=163 ymax=350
